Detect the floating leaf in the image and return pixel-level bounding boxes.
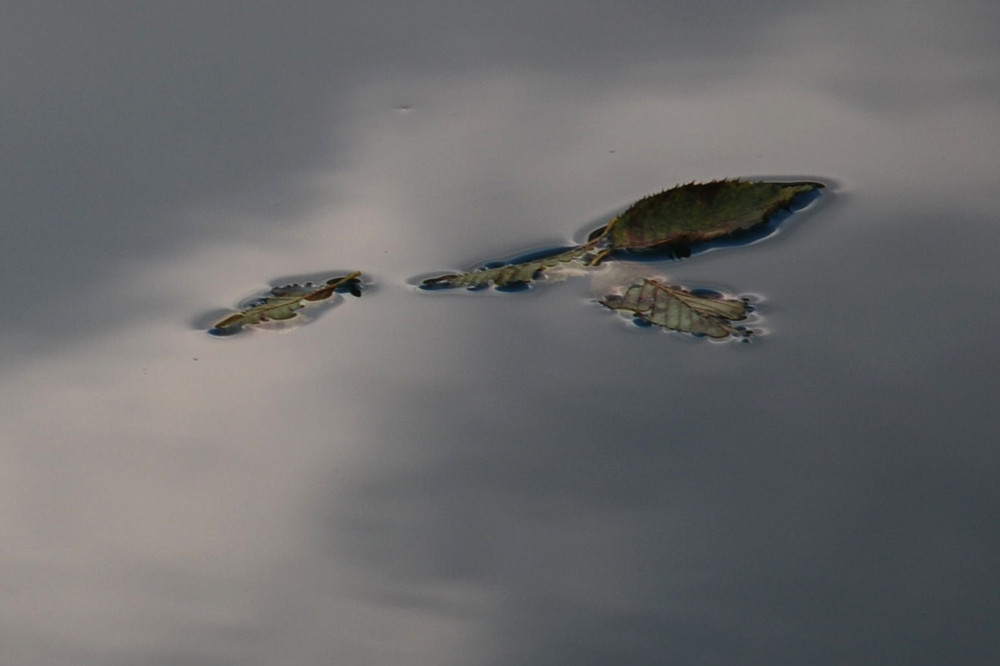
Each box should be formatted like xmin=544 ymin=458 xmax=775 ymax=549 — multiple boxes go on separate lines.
xmin=601 ymin=278 xmax=751 ymax=339
xmin=599 ymin=179 xmax=824 ymax=255
xmin=210 ymin=271 xmax=363 ymax=335
xmin=422 ymin=180 xmax=823 ymax=290
xmin=421 ymin=240 xmax=606 ymax=290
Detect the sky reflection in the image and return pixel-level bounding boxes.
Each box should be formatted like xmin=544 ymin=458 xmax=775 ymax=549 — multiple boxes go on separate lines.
xmin=3 ymin=1 xmax=1000 ymax=664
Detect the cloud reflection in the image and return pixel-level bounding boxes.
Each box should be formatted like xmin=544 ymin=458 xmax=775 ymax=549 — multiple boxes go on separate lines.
xmin=3 ymin=0 xmax=1000 ymax=664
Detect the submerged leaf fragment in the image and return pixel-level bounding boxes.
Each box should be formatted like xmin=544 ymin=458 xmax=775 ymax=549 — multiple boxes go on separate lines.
xmin=603 ymin=179 xmax=824 ymax=254
xmin=601 ymin=278 xmax=750 ymax=339
xmin=210 ymin=271 xmax=363 ymax=335
xmin=421 ymin=242 xmax=604 ymax=290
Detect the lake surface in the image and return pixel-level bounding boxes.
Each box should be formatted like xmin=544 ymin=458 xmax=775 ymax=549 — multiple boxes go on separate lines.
xmin=4 ymin=1 xmax=1000 ymax=664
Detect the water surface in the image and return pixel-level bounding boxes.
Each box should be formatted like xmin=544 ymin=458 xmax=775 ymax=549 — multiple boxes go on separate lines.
xmin=3 ymin=1 xmax=1000 ymax=664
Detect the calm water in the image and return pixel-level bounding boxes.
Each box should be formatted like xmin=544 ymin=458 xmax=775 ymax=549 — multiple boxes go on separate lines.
xmin=4 ymin=1 xmax=1000 ymax=664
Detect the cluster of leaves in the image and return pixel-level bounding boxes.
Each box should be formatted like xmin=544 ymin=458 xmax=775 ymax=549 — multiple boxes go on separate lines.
xmin=209 ymin=179 xmax=824 ymax=340
xmin=420 ymin=179 xmax=822 ymax=339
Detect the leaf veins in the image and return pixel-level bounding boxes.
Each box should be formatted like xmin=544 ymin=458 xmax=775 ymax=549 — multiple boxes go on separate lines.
xmin=601 ymin=278 xmax=751 ymax=339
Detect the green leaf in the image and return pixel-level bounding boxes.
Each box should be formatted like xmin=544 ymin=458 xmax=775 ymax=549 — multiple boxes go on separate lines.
xmin=211 ymin=271 xmax=363 ymax=335
xmin=603 ymin=179 xmax=824 ymax=253
xmin=601 ymin=278 xmax=751 ymax=339
xmin=421 ymin=180 xmax=823 ymax=290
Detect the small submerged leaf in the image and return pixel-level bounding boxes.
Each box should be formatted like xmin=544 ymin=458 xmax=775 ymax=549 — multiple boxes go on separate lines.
xmin=210 ymin=271 xmax=363 ymax=335
xmin=421 ymin=242 xmax=604 ymax=290
xmin=601 ymin=279 xmax=750 ymax=339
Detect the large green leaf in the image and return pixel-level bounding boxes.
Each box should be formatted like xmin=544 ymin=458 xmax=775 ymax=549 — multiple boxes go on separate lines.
xmin=211 ymin=271 xmax=363 ymax=335
xmin=602 ymin=179 xmax=824 ymax=253
xmin=422 ymin=180 xmax=823 ymax=290
xmin=601 ymin=278 xmax=751 ymax=339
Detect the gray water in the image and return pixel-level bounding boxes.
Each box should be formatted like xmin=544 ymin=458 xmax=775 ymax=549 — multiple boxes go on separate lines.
xmin=4 ymin=1 xmax=1000 ymax=664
